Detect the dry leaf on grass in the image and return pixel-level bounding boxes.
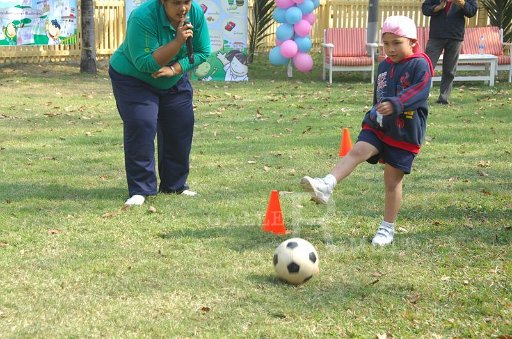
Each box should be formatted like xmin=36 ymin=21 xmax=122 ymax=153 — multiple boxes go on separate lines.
xmin=481 ymin=189 xmax=492 ymax=195
xmin=477 ymin=160 xmax=491 ymax=168
xmin=102 ymin=211 xmax=120 ymax=218
xmin=302 ymin=126 xmax=312 ymax=134
xmin=407 ymin=293 xmax=421 ymax=304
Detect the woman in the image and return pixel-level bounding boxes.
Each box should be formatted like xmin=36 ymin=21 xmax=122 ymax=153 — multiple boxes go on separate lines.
xmin=109 ymin=0 xmax=211 ymax=205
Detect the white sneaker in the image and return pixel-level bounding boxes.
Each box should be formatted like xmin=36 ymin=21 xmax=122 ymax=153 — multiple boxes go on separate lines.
xmin=372 ymin=222 xmax=394 ymax=246
xmin=300 ymin=176 xmax=333 ymax=204
xmin=181 ymin=189 xmax=197 ymax=197
xmin=124 ymin=195 xmax=145 ymax=206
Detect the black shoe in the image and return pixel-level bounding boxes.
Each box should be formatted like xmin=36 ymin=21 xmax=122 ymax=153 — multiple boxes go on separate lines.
xmin=436 ymin=99 xmax=449 ymax=105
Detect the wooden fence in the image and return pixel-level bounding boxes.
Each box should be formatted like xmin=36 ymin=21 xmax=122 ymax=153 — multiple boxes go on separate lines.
xmin=0 ymin=0 xmax=489 ymax=64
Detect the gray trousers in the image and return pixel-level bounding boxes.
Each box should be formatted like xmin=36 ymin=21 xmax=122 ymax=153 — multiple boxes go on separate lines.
xmin=425 ymin=38 xmax=463 ymax=103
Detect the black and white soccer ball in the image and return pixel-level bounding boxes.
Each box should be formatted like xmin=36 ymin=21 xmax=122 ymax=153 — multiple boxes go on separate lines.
xmin=273 ymin=238 xmax=319 ymax=285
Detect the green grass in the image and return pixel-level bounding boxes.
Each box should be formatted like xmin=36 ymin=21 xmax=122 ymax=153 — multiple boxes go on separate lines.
xmin=0 ymin=54 xmax=511 ymax=338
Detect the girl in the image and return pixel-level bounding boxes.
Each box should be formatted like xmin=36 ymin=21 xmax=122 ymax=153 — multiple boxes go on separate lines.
xmin=301 ymin=16 xmax=434 ymax=246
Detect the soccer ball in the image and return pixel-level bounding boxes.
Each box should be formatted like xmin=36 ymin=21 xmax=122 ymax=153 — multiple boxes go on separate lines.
xmin=273 ymin=238 xmax=319 ymax=285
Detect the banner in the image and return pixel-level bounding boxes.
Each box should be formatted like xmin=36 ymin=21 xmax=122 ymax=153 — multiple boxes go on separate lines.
xmin=126 ymin=0 xmax=248 ymax=81
xmin=0 ymin=0 xmax=77 ymax=46
xmin=192 ymin=0 xmax=248 ymax=81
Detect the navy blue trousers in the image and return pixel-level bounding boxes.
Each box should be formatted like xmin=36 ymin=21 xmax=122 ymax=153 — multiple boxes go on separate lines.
xmin=109 ymin=66 xmax=194 ymax=196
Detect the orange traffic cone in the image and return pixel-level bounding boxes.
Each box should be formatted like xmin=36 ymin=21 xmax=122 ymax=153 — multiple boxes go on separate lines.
xmin=262 ymin=190 xmax=286 ymax=235
xmin=338 ymin=128 xmax=353 ymax=157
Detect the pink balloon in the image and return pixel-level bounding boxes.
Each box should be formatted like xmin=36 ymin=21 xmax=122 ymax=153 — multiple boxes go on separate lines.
xmin=294 ymin=20 xmax=312 ymax=37
xmin=280 ymin=39 xmax=298 ymax=58
xmin=293 ymin=52 xmax=314 ymax=72
xmin=275 ymin=0 xmax=295 ymax=9
xmin=292 ymin=0 xmax=304 ymax=3
xmin=303 ymin=12 xmax=316 ymax=25
xmin=276 ymin=39 xmax=283 ymax=46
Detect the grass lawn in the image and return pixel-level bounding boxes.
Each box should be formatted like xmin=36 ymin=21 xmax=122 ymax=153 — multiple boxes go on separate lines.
xmin=0 ymin=52 xmax=511 ymax=337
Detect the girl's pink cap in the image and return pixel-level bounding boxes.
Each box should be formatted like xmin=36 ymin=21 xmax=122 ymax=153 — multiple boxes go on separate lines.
xmin=382 ymin=16 xmax=417 ymax=41
xmin=382 ymin=16 xmax=420 ymax=53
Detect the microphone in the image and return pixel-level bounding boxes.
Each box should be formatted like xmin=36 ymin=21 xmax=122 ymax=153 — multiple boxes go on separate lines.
xmin=184 ymin=21 xmax=194 ymax=64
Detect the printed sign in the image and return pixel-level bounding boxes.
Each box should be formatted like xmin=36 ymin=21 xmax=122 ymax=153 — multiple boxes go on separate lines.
xmin=192 ymin=0 xmax=248 ymax=81
xmin=0 ymin=0 xmax=77 ymax=46
xmin=126 ymin=0 xmax=249 ymax=81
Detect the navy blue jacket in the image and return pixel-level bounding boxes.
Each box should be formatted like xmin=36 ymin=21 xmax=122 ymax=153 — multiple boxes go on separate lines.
xmin=422 ymin=0 xmax=478 ymax=41
xmin=362 ymin=54 xmax=433 ymax=153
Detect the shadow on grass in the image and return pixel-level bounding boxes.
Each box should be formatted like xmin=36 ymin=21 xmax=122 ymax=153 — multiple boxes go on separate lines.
xmin=157 ymin=223 xmax=289 ymax=252
xmin=0 ymin=182 xmax=126 ymax=202
xmin=156 ymin=214 xmax=510 ymax=256
xmin=247 ymin=271 xmax=422 ymax=316
xmin=320 ymin=222 xmax=511 ymax=252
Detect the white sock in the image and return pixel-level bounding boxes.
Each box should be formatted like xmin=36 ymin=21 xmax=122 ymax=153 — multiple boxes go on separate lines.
xmin=323 ymin=174 xmax=337 ymax=190
xmin=380 ymin=220 xmax=395 ymax=229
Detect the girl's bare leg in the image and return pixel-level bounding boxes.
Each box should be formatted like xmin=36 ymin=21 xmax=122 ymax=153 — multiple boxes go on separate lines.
xmin=330 ymin=141 xmax=379 ymax=181
xmin=301 ymin=141 xmax=378 ymax=204
xmin=383 ymin=164 xmax=404 ymax=223
xmin=371 ymin=164 xmax=405 ymax=246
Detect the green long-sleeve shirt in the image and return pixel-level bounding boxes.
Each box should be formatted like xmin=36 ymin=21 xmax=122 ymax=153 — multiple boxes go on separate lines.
xmin=110 ymin=0 xmax=211 ymax=89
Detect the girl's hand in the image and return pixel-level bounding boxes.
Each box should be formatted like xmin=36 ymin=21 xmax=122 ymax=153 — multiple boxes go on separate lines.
xmin=376 ymin=101 xmax=394 ymax=116
xmin=151 ymin=66 xmax=175 ymax=78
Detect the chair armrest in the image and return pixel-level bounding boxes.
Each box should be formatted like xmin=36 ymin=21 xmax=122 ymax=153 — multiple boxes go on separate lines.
xmin=367 ymin=43 xmax=379 ymax=48
xmin=322 ymin=43 xmax=334 ymax=48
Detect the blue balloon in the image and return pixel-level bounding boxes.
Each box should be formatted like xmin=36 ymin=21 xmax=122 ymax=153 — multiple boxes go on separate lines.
xmin=273 ymin=8 xmax=287 ymax=23
xmin=269 ymin=46 xmax=290 ymax=65
xmin=297 ymin=0 xmax=314 ymax=14
xmin=312 ymin=0 xmax=320 ymax=9
xmin=285 ymin=7 xmax=302 ymax=25
xmin=276 ymin=23 xmax=294 ymax=41
xmin=294 ymin=35 xmax=312 ymax=52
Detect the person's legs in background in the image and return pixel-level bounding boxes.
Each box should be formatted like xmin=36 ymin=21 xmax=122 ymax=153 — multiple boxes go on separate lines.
xmin=438 ymin=40 xmax=462 ymax=104
xmin=425 ymin=38 xmax=445 ymax=103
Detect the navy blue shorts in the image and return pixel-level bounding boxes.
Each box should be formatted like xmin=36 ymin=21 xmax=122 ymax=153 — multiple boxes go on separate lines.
xmin=357 ymin=129 xmax=416 ymax=174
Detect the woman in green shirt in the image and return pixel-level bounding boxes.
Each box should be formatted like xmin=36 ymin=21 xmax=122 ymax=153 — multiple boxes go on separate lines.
xmin=109 ymin=0 xmax=211 ymax=206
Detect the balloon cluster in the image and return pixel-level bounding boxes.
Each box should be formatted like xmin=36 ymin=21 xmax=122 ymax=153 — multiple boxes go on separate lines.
xmin=268 ymin=0 xmax=320 ymax=72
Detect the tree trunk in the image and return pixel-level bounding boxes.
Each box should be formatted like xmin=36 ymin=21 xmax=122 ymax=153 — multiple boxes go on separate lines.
xmin=80 ymin=0 xmax=97 ymax=74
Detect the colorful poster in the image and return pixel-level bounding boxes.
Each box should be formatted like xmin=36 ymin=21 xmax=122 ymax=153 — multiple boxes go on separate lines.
xmin=126 ymin=0 xmax=248 ymax=82
xmin=0 ymin=0 xmax=77 ymax=46
xmin=192 ymin=0 xmax=248 ymax=81
xmin=125 ymin=0 xmax=145 ymax=21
